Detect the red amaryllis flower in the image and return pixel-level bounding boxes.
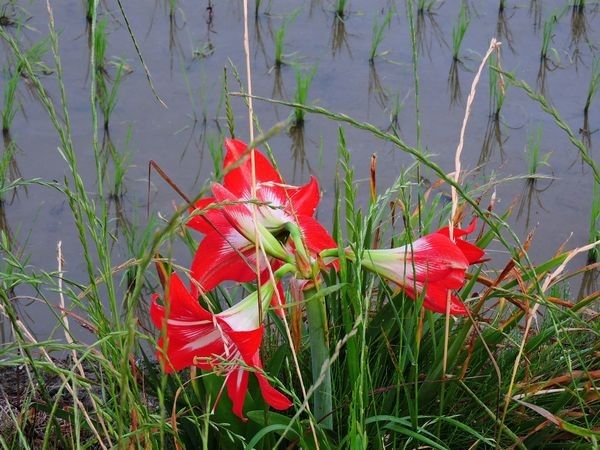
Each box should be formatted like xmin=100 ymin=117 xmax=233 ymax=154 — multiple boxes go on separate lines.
xmin=187 ymin=138 xmax=336 ymax=294
xmin=352 ymin=223 xmax=484 ymax=315
xmin=150 ymin=272 xmax=292 ymax=419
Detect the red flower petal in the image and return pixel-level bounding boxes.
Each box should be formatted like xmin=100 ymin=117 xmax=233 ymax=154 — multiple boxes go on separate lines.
xmin=404 ymin=282 xmax=468 ymax=316
xmin=455 ymin=239 xmax=485 ymax=265
xmin=286 ymin=175 xmax=321 ymax=217
xmin=223 ymin=139 xmax=283 ymax=197
xmin=226 ymin=366 xmax=250 ymax=420
xmin=211 ymin=182 xmax=255 ymax=237
xmin=436 ymin=218 xmax=484 ymax=264
xmin=151 ymin=274 xmax=224 ymax=372
xmin=220 ymin=326 xmax=292 ymax=417
xmin=190 ymin=231 xmax=259 ymax=295
xmin=187 ymin=197 xmax=230 ymax=235
xmin=410 ymin=233 xmax=469 ymax=282
xmin=296 ymin=215 xmax=337 ymax=256
xmin=250 ymin=351 xmax=292 ymax=411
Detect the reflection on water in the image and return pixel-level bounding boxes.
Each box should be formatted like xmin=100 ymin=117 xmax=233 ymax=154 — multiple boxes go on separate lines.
xmin=479 ymin=118 xmax=506 ymax=169
xmin=368 ymin=62 xmax=388 ymax=111
xmin=415 ymin=8 xmax=447 ymax=59
xmin=330 ymin=14 xmax=350 ymax=58
xmin=529 ymin=0 xmax=543 ymax=33
xmin=516 ymin=179 xmax=552 ymax=230
xmin=496 ymin=6 xmax=515 ymax=54
xmin=447 ymin=59 xmax=462 ymax=107
xmin=289 ymin=122 xmax=312 ymax=178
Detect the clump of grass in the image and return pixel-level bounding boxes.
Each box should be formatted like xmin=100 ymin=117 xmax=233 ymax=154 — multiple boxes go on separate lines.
xmin=451 ymin=2 xmax=470 ymax=61
xmin=540 ymin=10 xmax=561 ymax=60
xmin=93 ymin=19 xmax=127 ymax=131
xmin=274 ymin=10 xmax=299 ymax=67
xmin=107 ymin=127 xmax=132 ymax=199
xmin=488 ymin=54 xmax=506 ymax=120
xmin=274 ymin=19 xmax=287 ymax=68
xmin=584 ymin=58 xmax=599 ymax=116
xmin=1 ymin=68 xmax=19 ymax=134
xmin=369 ymin=9 xmax=392 ymax=63
xmin=526 ymin=125 xmax=551 ymax=178
xmin=292 ymin=66 xmax=316 ymax=125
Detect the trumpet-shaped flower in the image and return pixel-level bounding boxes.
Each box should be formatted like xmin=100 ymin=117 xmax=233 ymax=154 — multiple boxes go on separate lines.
xmin=187 ymin=138 xmax=336 ymax=294
xmin=353 ymin=223 xmax=484 ymax=315
xmin=150 ymin=272 xmax=292 ymax=419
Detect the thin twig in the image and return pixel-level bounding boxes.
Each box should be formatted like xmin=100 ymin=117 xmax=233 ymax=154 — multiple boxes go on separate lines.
xmin=115 ymin=0 xmax=167 ymax=108
xmin=443 ymin=38 xmax=501 ymax=378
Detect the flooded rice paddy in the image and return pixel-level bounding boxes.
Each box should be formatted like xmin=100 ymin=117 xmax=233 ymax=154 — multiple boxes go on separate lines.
xmin=0 ymin=0 xmax=598 ymax=338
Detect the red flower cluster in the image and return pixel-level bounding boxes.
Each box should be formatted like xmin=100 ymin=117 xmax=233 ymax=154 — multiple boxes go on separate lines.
xmin=152 ymin=139 xmax=336 ymax=419
xmin=150 ymin=138 xmax=485 ymax=419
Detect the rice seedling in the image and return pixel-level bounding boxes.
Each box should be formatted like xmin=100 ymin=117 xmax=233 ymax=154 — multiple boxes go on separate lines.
xmin=1 ymin=67 xmax=19 ymax=134
xmin=451 ymin=2 xmax=470 ymax=61
xmin=107 ymin=128 xmax=132 ymax=199
xmin=369 ymin=9 xmax=392 ymax=63
xmin=540 ymin=8 xmax=566 ymax=61
xmin=292 ymin=65 xmax=316 ymax=125
xmin=335 ymin=0 xmax=348 ymax=18
xmin=417 ymin=0 xmax=437 ymax=14
xmin=584 ymin=58 xmax=599 ymax=116
xmin=488 ymin=54 xmax=506 ymax=120
xmin=273 ymin=10 xmax=299 ymax=67
xmin=84 ymin=0 xmax=94 ymax=22
xmin=525 ymin=126 xmax=551 ymax=178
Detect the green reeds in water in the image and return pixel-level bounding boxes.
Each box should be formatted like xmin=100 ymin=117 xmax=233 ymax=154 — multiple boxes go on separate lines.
xmin=584 ymin=58 xmax=599 ymax=116
xmin=93 ymin=19 xmax=126 ymax=131
xmin=274 ymin=10 xmax=299 ymax=67
xmin=488 ymin=54 xmax=506 ymax=120
xmin=452 ymin=2 xmax=470 ymax=61
xmin=335 ymin=0 xmax=348 ymax=18
xmin=369 ymin=9 xmax=392 ymax=63
xmin=293 ymin=66 xmax=316 ymax=125
xmin=417 ymin=0 xmax=436 ymax=14
xmin=526 ymin=125 xmax=550 ymax=178
xmin=1 ymin=67 xmax=19 ymax=134
xmin=540 ymin=10 xmax=560 ymax=61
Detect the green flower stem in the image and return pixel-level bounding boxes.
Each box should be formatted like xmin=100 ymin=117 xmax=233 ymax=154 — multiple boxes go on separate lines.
xmin=304 ymin=286 xmax=333 ymax=430
xmin=285 ymin=222 xmax=333 ymax=429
